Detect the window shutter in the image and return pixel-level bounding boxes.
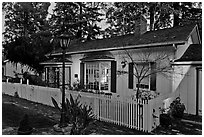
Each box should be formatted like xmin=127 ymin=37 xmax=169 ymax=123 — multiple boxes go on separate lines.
xmin=150 ymin=62 xmax=156 ymax=91
xmin=128 ymin=63 xmax=134 ymax=89
xmin=111 ymin=61 xmax=117 ymax=93
xmin=80 ymin=62 xmax=84 ymax=87
xmin=68 ymin=66 xmax=71 ymax=86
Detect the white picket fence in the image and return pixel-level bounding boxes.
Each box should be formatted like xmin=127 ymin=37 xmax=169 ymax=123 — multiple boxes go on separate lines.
xmin=2 ymin=82 xmax=164 ymax=132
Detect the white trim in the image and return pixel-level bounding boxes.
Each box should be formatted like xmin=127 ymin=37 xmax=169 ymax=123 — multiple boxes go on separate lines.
xmin=40 ymin=62 xmax=72 ymax=65
xmin=81 ymin=59 xmax=115 ymax=62
xmin=172 ymin=61 xmax=202 ymax=65
xmin=51 ymin=41 xmax=186 ymax=56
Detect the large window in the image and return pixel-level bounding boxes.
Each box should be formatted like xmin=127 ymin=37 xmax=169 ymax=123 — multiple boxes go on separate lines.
xmin=85 ymin=61 xmax=111 ymax=92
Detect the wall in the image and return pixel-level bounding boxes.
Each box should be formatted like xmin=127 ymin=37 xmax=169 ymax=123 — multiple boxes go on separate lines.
xmin=111 ymin=46 xmax=175 ymax=97
xmin=70 ymin=54 xmax=84 ymax=86
xmin=64 ymin=46 xmax=175 ymax=97
xmin=171 ymin=65 xmax=197 ymax=114
xmin=4 ymin=62 xmax=34 ymax=78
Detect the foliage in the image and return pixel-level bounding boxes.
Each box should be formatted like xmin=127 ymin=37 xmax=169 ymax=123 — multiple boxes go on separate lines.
xmin=23 ymin=72 xmax=47 ymax=86
xmin=169 ymin=97 xmax=185 ymax=119
xmin=50 ymin=2 xmax=104 ymax=41
xmin=104 ymin=2 xmax=202 ymax=36
xmin=138 ymin=90 xmax=159 ymax=100
xmin=2 ymin=2 xmax=51 ymax=42
xmin=51 ymin=94 xmax=95 ymax=135
xmin=104 ymin=2 xmax=148 ymax=37
xmin=2 ymin=2 xmax=55 ymax=73
xmin=159 ymin=97 xmax=185 ymax=127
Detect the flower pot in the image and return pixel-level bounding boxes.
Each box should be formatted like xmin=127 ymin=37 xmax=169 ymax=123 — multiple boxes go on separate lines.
xmin=160 ymin=114 xmax=172 ymax=127
xmin=53 ymin=123 xmax=72 ymax=133
xmin=17 ymin=128 xmax=33 ymax=135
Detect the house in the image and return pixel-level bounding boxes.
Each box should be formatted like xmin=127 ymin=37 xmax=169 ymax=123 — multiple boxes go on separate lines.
xmin=40 ymin=16 xmax=201 ymax=115
xmin=2 ymin=50 xmax=35 ymax=82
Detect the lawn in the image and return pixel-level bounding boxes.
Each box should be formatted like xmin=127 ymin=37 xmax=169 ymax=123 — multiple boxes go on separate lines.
xmin=2 ymin=94 xmax=202 ymax=135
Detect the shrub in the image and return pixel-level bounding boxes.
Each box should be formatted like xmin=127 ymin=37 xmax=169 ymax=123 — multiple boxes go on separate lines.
xmin=23 ymin=72 xmax=47 ymax=86
xmin=169 ymin=97 xmax=185 ymax=119
xmin=51 ymin=94 xmax=95 ymax=135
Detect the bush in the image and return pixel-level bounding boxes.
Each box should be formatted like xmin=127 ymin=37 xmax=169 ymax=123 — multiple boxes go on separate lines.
xmin=23 ymin=72 xmax=47 ymax=86
xmin=159 ymin=97 xmax=185 ymax=127
xmin=169 ymin=97 xmax=185 ymax=119
xmin=51 ymin=94 xmax=95 ymax=135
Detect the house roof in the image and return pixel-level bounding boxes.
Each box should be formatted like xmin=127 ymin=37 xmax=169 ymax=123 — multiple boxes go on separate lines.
xmin=80 ymin=51 xmax=115 ymax=61
xmin=175 ymin=44 xmax=202 ymax=62
xmin=52 ymin=23 xmax=197 ymax=55
xmin=40 ymin=58 xmax=72 ymax=65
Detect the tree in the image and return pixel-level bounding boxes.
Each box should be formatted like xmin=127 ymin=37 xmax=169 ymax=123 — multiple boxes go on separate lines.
xmin=104 ymin=2 xmax=148 ymax=37
xmin=172 ymin=2 xmax=202 ymax=26
xmin=104 ymin=2 xmax=202 ymax=36
xmin=2 ymin=2 xmax=54 ymax=73
xmin=121 ymin=47 xmax=173 ymax=99
xmin=49 ymin=2 xmax=104 ymax=41
xmin=3 ymin=2 xmax=51 ymax=42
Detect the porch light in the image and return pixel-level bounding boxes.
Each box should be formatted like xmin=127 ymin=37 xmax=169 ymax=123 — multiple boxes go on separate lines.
xmin=59 ymin=34 xmax=71 ymax=49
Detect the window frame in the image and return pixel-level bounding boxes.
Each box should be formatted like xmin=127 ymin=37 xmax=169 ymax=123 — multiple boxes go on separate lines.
xmin=131 ymin=62 xmax=156 ymax=91
xmin=84 ymin=61 xmax=111 ymax=92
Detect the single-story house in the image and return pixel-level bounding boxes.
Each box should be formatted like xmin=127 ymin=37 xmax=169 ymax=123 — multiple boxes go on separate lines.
xmin=2 ymin=58 xmax=34 ymax=81
xmin=40 ymin=16 xmax=201 ymax=115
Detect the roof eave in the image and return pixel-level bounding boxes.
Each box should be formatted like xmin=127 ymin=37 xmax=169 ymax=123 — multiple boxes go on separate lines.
xmin=172 ymin=61 xmax=202 ymax=65
xmin=51 ymin=40 xmax=186 ymax=56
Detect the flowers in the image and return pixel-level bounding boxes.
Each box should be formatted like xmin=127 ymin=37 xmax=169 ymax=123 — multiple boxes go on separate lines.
xmin=131 ymin=89 xmax=159 ymax=100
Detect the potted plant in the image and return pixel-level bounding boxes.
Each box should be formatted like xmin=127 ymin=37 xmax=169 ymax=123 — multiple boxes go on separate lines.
xmin=169 ymin=97 xmax=185 ymax=119
xmin=17 ymin=114 xmax=33 ymax=135
xmin=159 ymin=97 xmax=185 ymax=127
xmin=159 ymin=108 xmax=172 ymax=128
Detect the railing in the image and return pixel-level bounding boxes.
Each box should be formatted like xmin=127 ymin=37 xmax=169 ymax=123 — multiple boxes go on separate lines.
xmin=2 ymin=82 xmax=163 ymax=133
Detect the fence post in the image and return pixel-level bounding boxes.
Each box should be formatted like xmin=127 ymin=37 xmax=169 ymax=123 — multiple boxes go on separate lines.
xmin=20 ymin=78 xmax=23 ymax=84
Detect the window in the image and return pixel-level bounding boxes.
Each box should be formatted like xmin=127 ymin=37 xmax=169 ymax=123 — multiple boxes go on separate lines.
xmin=128 ymin=62 xmax=156 ymax=91
xmin=85 ymin=61 xmax=111 ymax=91
xmin=45 ymin=66 xmax=71 ymax=88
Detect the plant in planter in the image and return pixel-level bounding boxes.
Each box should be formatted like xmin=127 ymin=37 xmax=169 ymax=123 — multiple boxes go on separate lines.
xmin=169 ymin=97 xmax=185 ymax=119
xmin=17 ymin=114 xmax=33 ymax=135
xmin=51 ymin=94 xmax=96 ymax=135
xmin=159 ymin=109 xmax=172 ymax=128
xmin=159 ymin=97 xmax=185 ymax=128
